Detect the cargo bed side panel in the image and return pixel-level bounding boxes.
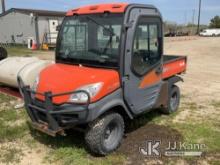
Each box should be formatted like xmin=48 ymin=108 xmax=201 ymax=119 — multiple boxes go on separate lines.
xmin=162 ymin=56 xmax=187 ymax=79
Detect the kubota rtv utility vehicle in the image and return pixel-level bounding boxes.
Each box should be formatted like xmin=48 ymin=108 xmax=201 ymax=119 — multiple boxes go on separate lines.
xmin=19 ymin=3 xmax=187 ymax=155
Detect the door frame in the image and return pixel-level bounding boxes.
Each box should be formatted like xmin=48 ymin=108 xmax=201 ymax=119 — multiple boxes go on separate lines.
xmin=130 ymin=16 xmax=163 ymax=77
xmin=119 ymin=4 xmax=164 ymax=114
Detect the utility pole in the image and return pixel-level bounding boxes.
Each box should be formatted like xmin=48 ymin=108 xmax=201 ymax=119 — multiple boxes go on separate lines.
xmin=1 ymin=0 xmax=5 ymax=13
xmin=192 ymin=9 xmax=195 ymax=25
xmin=184 ymin=11 xmax=187 ymax=25
xmin=191 ymin=9 xmax=196 ymax=35
xmin=197 ymin=0 xmax=202 ymax=34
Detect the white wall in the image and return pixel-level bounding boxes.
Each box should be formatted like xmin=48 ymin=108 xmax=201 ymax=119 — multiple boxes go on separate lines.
xmin=0 ymin=11 xmax=36 ymax=44
xmin=38 ymin=16 xmax=63 ymax=44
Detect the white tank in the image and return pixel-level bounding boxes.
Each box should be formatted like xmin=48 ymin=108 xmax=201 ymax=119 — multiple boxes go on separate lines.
xmin=0 ymin=57 xmax=53 ymax=88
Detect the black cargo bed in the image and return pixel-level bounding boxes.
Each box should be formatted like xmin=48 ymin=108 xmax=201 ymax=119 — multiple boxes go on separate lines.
xmin=163 ymin=55 xmax=187 ymax=64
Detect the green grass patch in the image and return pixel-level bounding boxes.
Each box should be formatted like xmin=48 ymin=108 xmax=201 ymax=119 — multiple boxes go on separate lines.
xmin=0 ymin=93 xmax=28 ymax=141
xmin=171 ymin=122 xmax=220 ymax=152
xmin=0 ymin=146 xmax=23 ymax=164
xmin=211 ymin=100 xmax=220 ymax=108
xmin=45 ymin=147 xmax=125 ymax=165
xmin=185 ymin=102 xmax=198 ymax=111
xmin=45 ymin=146 xmax=89 ymax=165
xmin=0 ymin=121 xmax=28 ymax=142
xmin=0 ymin=108 xmax=20 ymax=121
xmin=210 ymin=160 xmax=220 ymax=165
xmin=0 ymin=93 xmax=16 ymax=104
xmin=6 ymin=46 xmax=33 ymax=57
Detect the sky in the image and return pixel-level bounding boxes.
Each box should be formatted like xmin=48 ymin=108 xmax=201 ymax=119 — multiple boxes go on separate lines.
xmin=1 ymin=0 xmax=220 ymax=25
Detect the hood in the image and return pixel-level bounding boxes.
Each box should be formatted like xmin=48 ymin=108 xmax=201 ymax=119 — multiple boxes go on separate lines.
xmin=36 ymin=63 xmax=120 ymax=104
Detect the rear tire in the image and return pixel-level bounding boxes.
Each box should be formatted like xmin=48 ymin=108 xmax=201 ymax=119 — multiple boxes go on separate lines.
xmin=85 ymin=113 xmax=124 ymax=155
xmin=160 ymin=85 xmax=180 ymax=114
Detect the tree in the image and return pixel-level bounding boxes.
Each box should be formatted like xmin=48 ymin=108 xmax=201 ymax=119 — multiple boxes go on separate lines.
xmin=164 ymin=21 xmax=177 ymax=33
xmin=209 ymin=16 xmax=220 ymax=28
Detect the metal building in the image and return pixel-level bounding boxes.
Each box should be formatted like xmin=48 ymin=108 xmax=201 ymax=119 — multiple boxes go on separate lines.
xmin=0 ymin=8 xmax=65 ymax=47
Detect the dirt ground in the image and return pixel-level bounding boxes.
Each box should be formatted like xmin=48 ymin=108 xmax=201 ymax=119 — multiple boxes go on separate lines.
xmin=1 ymin=36 xmax=220 ymax=164
xmin=165 ymin=36 xmax=220 ymax=102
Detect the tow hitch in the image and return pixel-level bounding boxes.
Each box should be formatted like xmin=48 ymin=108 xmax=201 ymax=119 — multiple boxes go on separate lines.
xmin=31 ymin=122 xmax=66 ymax=137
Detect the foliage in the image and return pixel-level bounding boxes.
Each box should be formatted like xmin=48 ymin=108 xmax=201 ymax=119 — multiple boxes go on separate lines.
xmin=209 ymin=16 xmax=220 ymax=28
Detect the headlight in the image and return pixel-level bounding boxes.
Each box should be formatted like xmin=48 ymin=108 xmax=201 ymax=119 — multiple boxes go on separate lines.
xmin=69 ymin=82 xmax=103 ymax=103
xmin=32 ymin=76 xmax=39 ymax=91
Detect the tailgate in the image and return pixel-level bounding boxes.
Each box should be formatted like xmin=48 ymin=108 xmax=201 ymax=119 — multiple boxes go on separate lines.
xmin=162 ymin=55 xmax=187 ymax=79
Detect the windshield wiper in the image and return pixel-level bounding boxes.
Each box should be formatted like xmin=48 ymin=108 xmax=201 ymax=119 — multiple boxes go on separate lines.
xmin=86 ymin=16 xmax=115 ymax=54
xmin=86 ymin=16 xmax=115 ymax=36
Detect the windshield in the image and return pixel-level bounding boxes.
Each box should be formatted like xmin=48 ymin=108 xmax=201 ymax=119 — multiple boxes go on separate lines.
xmin=56 ymin=14 xmax=124 ymax=68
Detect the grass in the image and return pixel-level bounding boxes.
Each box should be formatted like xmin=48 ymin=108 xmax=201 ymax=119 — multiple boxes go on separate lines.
xmin=0 ymin=95 xmax=28 ymax=142
xmin=172 ymin=122 xmax=220 ymax=152
xmin=0 ymin=91 xmax=219 ymax=164
xmin=5 ymin=46 xmax=34 ymax=57
xmin=0 ymin=92 xmax=15 ymax=104
xmin=0 ymin=93 xmax=28 ymax=164
xmin=45 ymin=148 xmax=125 ymax=165
xmin=210 ymin=160 xmax=220 ymax=165
xmin=31 ymin=129 xmax=125 ymax=165
xmin=159 ymin=101 xmax=220 ymax=153
xmin=0 ymin=121 xmax=28 ymax=142
xmin=211 ymin=100 xmax=220 ymax=108
xmin=0 ymin=146 xmax=23 ymax=164
xmin=4 ymin=46 xmax=53 ymax=57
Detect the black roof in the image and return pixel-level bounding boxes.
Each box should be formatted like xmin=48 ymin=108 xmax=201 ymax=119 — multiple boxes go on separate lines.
xmin=0 ymin=8 xmax=65 ymax=17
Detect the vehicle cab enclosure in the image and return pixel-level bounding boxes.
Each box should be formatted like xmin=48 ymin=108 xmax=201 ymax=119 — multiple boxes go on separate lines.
xmin=20 ymin=3 xmax=186 ymax=138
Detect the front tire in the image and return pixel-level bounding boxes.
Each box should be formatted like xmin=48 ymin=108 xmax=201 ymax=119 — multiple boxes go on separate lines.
xmin=161 ymin=85 xmax=180 ymax=114
xmin=85 ymin=113 xmax=124 ymax=155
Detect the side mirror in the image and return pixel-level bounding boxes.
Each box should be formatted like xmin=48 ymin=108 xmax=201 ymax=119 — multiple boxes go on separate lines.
xmin=56 ymin=25 xmax=61 ymax=31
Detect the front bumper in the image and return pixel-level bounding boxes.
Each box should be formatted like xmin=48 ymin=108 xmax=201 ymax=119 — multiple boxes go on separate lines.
xmin=21 ymin=85 xmax=90 ymax=136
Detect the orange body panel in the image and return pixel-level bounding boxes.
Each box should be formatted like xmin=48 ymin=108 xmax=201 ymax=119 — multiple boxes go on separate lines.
xmin=139 ymin=57 xmax=187 ymax=88
xmin=139 ymin=70 xmax=161 ymax=89
xmin=36 ymin=64 xmax=120 ymax=104
xmin=162 ymin=59 xmax=187 ymax=79
xmin=66 ymin=3 xmax=128 ymax=16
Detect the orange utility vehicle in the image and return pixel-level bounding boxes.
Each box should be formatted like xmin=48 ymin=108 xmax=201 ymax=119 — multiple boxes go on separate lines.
xmin=19 ymin=3 xmax=187 ymax=155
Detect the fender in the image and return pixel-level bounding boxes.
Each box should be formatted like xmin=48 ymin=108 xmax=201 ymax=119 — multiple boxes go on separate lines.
xmin=167 ymin=76 xmax=183 ymax=88
xmin=88 ymin=89 xmax=133 ymax=121
xmin=96 ymin=99 xmax=133 ymax=119
xmin=154 ymin=76 xmax=183 ymax=109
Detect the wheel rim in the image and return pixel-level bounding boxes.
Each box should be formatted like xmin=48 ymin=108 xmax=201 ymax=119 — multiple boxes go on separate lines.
xmin=103 ymin=121 xmax=121 ymax=150
xmin=170 ymin=92 xmax=178 ymax=111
